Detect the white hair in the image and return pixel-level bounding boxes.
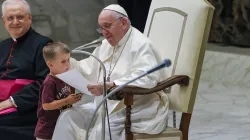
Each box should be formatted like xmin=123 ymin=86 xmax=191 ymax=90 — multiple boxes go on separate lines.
xmin=1 ymin=0 xmax=31 ymax=16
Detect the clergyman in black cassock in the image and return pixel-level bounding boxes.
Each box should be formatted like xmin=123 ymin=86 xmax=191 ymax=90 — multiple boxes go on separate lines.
xmin=0 ymin=0 xmax=52 ymax=139
xmin=0 ymin=28 xmax=52 ymax=140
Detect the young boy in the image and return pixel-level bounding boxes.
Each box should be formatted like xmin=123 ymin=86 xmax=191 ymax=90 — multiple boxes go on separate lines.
xmin=34 ymin=42 xmax=82 ymax=140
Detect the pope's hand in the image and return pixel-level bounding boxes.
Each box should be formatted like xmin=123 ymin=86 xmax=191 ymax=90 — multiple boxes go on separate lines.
xmin=87 ymin=84 xmax=103 ymax=96
xmin=0 ymin=99 xmax=14 ymax=111
xmin=87 ymin=82 xmax=115 ymax=96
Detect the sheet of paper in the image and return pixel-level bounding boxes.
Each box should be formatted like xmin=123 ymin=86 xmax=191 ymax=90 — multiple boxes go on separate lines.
xmin=56 ymin=69 xmax=93 ymax=96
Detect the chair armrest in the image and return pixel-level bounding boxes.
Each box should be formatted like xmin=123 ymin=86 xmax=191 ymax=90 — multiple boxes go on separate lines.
xmin=108 ymin=75 xmax=189 ymax=100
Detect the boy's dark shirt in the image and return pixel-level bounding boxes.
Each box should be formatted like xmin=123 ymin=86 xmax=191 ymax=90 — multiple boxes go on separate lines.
xmin=35 ymin=74 xmax=71 ymax=139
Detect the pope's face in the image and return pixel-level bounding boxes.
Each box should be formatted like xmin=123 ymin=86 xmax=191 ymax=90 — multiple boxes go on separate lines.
xmin=98 ymin=10 xmax=127 ymax=46
xmin=2 ymin=3 xmax=32 ymax=39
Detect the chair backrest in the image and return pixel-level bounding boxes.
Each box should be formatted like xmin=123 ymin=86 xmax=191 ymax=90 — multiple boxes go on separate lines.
xmin=144 ymin=0 xmax=214 ymax=113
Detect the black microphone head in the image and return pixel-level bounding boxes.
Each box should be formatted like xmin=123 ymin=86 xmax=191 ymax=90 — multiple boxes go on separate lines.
xmin=164 ymin=59 xmax=172 ymax=67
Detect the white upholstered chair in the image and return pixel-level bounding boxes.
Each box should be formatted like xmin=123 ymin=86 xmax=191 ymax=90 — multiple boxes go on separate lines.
xmin=108 ymin=0 xmax=214 ymax=140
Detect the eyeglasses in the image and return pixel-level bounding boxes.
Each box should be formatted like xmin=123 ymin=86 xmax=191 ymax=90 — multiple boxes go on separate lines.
xmin=97 ymin=17 xmax=122 ymax=33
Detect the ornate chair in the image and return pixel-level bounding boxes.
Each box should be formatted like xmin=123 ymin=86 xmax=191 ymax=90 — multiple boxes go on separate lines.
xmin=109 ymin=0 xmax=214 ymax=140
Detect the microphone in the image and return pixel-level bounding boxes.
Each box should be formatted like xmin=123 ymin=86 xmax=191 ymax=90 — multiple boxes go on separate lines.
xmin=74 ymin=37 xmax=104 ymax=50
xmin=71 ymin=50 xmax=108 ymax=140
xmin=85 ymin=59 xmax=172 ymax=140
xmin=146 ymin=59 xmax=171 ymax=74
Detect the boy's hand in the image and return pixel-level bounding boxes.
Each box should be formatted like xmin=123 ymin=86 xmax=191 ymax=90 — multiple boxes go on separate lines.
xmin=65 ymin=94 xmax=82 ymax=105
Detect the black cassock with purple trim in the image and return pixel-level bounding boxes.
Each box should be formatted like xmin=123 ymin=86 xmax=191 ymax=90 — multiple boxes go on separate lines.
xmin=0 ymin=28 xmax=52 ymax=140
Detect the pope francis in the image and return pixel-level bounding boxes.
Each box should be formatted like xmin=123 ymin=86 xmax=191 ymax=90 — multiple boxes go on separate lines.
xmin=52 ymin=4 xmax=169 ymax=140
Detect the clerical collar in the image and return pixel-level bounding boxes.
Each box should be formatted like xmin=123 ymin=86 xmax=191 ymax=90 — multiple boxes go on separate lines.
xmin=12 ymin=28 xmax=33 ymax=42
xmin=117 ymin=26 xmax=132 ymax=47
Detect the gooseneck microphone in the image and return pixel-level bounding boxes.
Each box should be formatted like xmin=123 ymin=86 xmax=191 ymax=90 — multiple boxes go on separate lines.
xmin=85 ymin=58 xmax=171 ymax=140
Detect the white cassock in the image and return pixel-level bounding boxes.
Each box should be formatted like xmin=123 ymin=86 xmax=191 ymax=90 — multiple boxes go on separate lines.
xmin=52 ymin=27 xmax=169 ymax=140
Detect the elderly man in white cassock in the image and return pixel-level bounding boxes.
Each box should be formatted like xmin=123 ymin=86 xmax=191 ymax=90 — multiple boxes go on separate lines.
xmin=52 ymin=4 xmax=169 ymax=140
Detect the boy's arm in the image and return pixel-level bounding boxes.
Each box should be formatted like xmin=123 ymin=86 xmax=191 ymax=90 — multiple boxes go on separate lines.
xmin=42 ymin=98 xmax=69 ymax=110
xmin=41 ymin=80 xmax=82 ymax=111
xmin=41 ymin=80 xmax=68 ymax=111
xmin=43 ymin=94 xmax=82 ymax=110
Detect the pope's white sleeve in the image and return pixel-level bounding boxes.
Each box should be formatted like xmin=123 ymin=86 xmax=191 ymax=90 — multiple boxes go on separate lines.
xmin=70 ymin=47 xmax=100 ymax=79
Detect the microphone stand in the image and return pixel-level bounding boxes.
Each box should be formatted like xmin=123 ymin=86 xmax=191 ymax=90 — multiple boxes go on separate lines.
xmin=71 ymin=49 xmax=107 ymax=140
xmin=74 ymin=37 xmax=104 ymax=50
xmin=84 ymin=59 xmax=171 ymax=140
xmin=84 ymin=71 xmax=152 ymax=140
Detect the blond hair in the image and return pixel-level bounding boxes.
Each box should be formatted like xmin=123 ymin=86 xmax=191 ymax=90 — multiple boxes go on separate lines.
xmin=43 ymin=42 xmax=70 ymax=61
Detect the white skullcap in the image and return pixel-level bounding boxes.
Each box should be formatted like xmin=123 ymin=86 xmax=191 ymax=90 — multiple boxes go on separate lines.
xmin=103 ymin=4 xmax=128 ymax=17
